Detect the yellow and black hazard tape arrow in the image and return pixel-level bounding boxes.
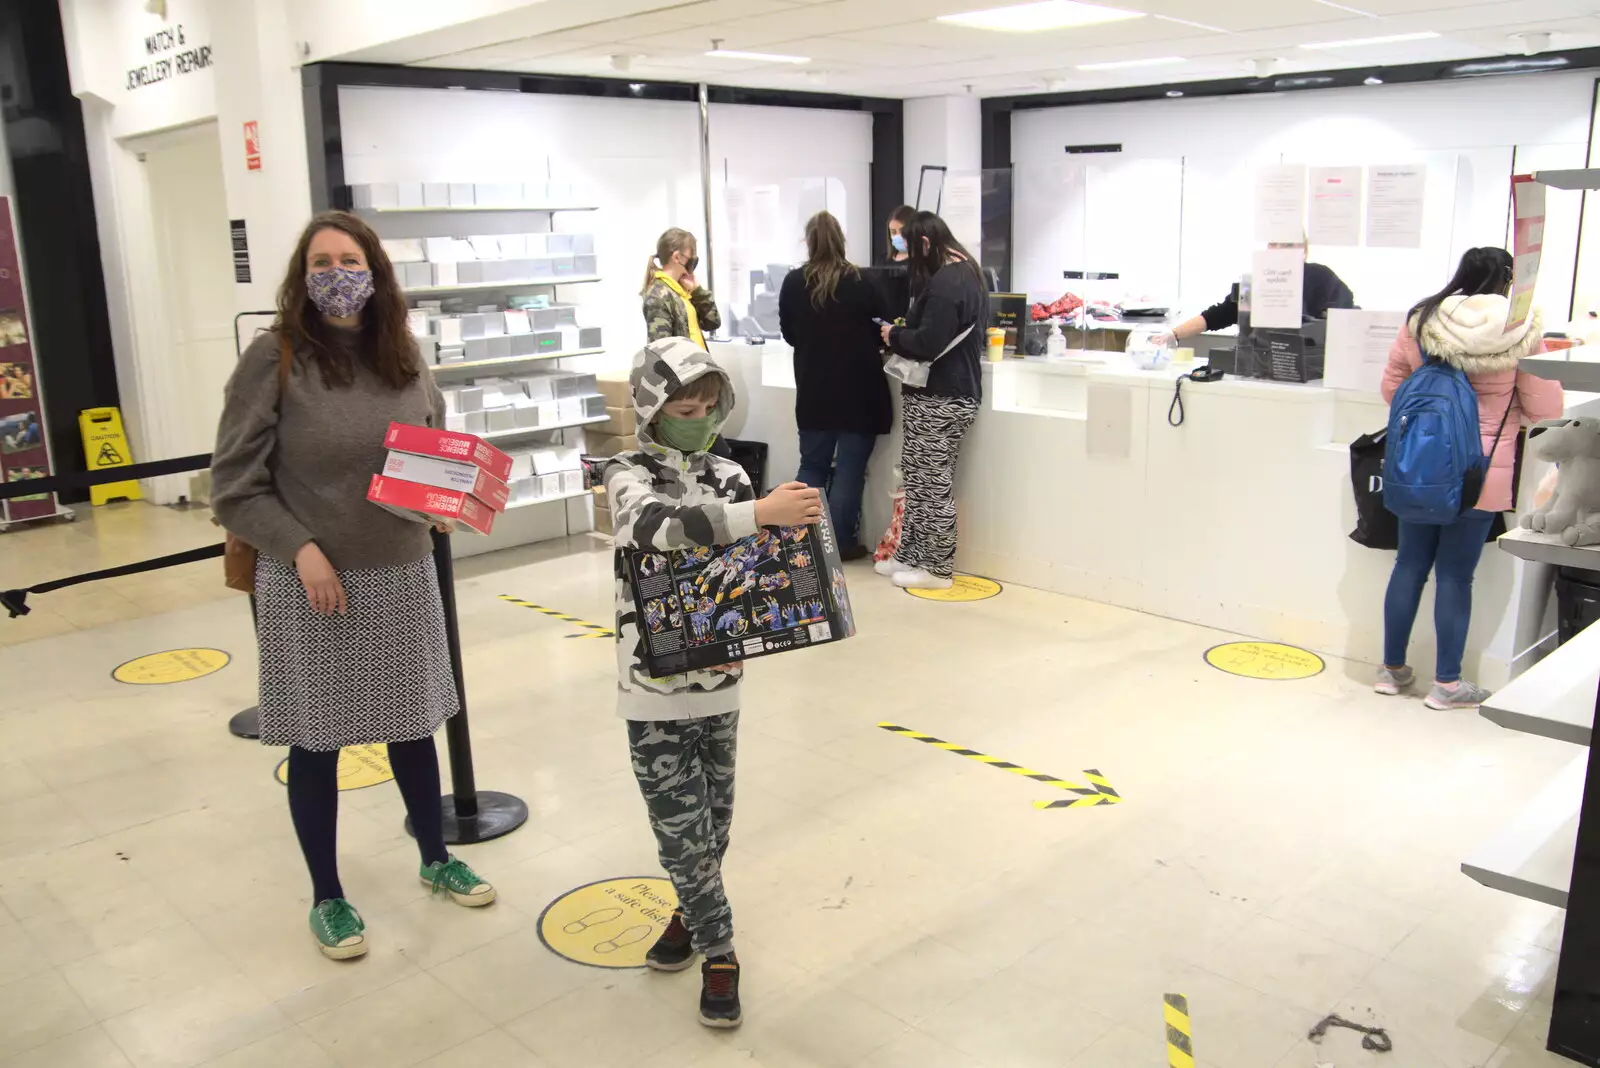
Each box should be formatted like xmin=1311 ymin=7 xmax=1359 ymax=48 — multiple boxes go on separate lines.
xmin=1165 ymin=993 xmax=1194 ymax=1068
xmin=876 ymin=722 xmax=1120 ymax=808
xmin=499 ymin=596 xmax=614 ymax=639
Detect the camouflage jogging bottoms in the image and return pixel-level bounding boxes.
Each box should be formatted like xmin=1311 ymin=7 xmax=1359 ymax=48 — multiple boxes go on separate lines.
xmin=626 ymin=711 xmax=739 ymax=955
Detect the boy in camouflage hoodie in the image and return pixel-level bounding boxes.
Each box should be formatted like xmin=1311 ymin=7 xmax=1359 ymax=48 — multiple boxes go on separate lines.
xmin=603 ymin=337 xmax=822 ymax=1028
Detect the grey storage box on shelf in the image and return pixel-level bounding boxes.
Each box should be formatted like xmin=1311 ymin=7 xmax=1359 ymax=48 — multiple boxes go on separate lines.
xmin=579 ymin=327 xmax=602 ymax=349
xmin=551 ymin=255 xmax=576 ymax=277
xmin=488 ymin=336 xmax=512 ymax=360
xmin=448 ymin=183 xmax=475 ymax=206
xmin=573 ymin=234 xmax=595 ymax=255
xmin=464 ymin=338 xmax=491 ymax=361
xmin=397 ymin=182 xmax=424 ymax=208
xmin=424 ymin=183 xmax=450 ymax=207
xmin=574 ymin=255 xmax=598 ymax=276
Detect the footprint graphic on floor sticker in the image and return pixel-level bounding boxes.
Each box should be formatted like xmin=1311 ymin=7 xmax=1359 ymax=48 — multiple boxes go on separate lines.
xmin=562 ymin=907 xmax=624 ymax=934
xmin=593 ymin=925 xmax=653 ymax=954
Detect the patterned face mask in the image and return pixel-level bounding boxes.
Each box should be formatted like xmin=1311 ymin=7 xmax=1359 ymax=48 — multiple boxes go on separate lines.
xmin=305 ymin=267 xmax=375 ymax=318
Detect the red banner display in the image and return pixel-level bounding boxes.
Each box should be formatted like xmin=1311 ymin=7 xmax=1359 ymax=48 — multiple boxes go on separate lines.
xmin=0 ymin=196 xmax=59 ymax=525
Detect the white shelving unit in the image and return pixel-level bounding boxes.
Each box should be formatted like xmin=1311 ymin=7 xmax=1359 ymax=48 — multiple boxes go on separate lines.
xmin=1463 ymin=533 xmax=1595 ymax=909
xmin=403 ymin=275 xmax=602 ymax=296
xmin=430 ymin=346 xmax=604 ymax=375
xmin=360 ymin=190 xmax=606 ymax=553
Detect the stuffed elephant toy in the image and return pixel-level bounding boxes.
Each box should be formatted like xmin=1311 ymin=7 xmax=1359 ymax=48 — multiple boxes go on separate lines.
xmin=1523 ymin=417 xmax=1600 ymax=546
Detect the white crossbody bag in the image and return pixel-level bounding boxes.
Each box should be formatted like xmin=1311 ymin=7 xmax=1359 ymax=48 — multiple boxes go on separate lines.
xmin=883 ymin=322 xmax=976 ymax=389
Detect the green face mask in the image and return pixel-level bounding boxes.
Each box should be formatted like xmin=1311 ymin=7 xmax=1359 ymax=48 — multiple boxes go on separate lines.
xmin=656 ymin=412 xmax=717 ymax=453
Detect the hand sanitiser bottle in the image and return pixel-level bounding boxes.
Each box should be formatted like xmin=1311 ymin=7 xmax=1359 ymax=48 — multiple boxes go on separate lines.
xmin=1046 ymin=319 xmax=1066 ymax=358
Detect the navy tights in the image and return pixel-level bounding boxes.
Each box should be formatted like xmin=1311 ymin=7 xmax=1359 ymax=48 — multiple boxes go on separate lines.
xmin=286 ymin=737 xmax=450 ymax=905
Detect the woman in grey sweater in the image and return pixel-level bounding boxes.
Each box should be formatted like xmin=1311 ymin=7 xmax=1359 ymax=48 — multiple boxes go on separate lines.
xmin=212 ymin=212 xmax=495 ymax=960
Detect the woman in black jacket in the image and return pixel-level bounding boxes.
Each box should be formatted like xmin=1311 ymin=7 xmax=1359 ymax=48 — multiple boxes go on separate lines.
xmin=876 ymin=211 xmax=987 ymax=591
xmin=779 ymin=211 xmax=889 ymax=558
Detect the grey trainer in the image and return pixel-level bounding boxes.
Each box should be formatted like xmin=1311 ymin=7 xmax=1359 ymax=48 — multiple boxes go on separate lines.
xmin=1374 ymin=665 xmax=1415 ymax=696
xmin=1425 ymin=679 xmax=1491 ymax=710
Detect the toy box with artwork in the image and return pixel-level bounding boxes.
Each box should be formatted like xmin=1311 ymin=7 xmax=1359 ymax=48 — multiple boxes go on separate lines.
xmin=625 ymin=508 xmax=856 ymax=676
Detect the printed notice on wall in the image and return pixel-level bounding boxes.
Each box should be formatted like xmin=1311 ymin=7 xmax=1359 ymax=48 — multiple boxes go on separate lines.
xmin=1307 ymin=167 xmax=1363 ymax=247
xmin=1324 ymin=308 xmax=1406 ymax=393
xmin=1250 ymin=248 xmax=1304 ymax=329
xmin=1507 ymin=174 xmax=1545 ymax=334
xmin=1255 ymin=164 xmax=1306 ymax=245
xmin=943 ymin=174 xmax=984 ymax=266
xmin=1365 ymin=164 xmax=1426 ymax=248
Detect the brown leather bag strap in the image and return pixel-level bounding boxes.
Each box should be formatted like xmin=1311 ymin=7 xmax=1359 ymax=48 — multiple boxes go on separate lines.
xmin=276 ymin=331 xmax=293 ymax=391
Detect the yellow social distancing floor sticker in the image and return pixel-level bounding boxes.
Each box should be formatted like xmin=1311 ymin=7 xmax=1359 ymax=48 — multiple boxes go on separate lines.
xmin=273 ymin=744 xmax=394 ymax=791
xmin=112 ymin=648 xmax=230 ymax=685
xmin=905 ymin=575 xmax=1002 ymax=602
xmin=538 ymin=877 xmax=678 ymax=968
xmin=1204 ymin=641 xmax=1324 ymax=681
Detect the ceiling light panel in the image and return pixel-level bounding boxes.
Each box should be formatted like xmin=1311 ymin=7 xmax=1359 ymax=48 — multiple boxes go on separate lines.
xmin=1077 ymin=55 xmax=1185 ymax=69
xmin=1299 ymin=30 xmax=1440 ymax=49
xmin=938 ymin=1 xmax=1145 ymax=32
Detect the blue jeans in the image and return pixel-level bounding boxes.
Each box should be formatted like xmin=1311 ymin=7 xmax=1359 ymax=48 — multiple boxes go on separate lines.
xmin=797 ymin=429 xmax=877 ymax=547
xmin=1383 ymin=510 xmax=1496 ymax=682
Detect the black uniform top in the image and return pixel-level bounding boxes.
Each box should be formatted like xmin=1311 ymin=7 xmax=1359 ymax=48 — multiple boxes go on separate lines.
xmin=1201 ymin=262 xmax=1355 ymax=331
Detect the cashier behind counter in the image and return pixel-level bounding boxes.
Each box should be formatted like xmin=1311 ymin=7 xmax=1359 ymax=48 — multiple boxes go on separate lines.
xmin=1157 ymin=259 xmax=1356 ymax=345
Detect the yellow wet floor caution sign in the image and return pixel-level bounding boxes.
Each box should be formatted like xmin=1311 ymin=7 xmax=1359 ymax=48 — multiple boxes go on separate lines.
xmin=1204 ymin=641 xmax=1325 ymax=680
xmin=112 ymin=648 xmax=230 ymax=685
xmin=78 ymin=407 xmax=142 ymax=505
xmin=537 ymin=876 xmax=678 ymax=968
xmin=274 ymin=744 xmax=394 ymax=791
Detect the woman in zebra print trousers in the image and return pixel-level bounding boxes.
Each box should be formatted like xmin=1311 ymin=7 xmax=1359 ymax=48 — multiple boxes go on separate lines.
xmin=878 ymin=212 xmax=989 ymax=590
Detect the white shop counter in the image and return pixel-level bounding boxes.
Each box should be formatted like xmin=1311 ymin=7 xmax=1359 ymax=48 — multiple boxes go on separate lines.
xmin=716 ymin=339 xmax=1600 ymax=685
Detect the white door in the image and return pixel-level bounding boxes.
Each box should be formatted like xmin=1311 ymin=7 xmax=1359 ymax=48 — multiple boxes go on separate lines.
xmin=141 ymin=122 xmax=235 ymax=460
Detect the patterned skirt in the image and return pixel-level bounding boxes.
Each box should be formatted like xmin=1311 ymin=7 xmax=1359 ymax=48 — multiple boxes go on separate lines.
xmin=254 ymin=554 xmax=458 ymax=751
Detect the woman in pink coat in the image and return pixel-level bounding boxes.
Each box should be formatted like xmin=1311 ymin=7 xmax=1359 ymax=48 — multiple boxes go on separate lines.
xmin=1377 ymin=247 xmax=1563 ymax=709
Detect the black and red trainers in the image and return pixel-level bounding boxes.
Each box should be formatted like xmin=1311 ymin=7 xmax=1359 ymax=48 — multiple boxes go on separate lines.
xmin=700 ymin=954 xmax=742 ymax=1029
xmin=646 ymin=910 xmax=695 ymax=972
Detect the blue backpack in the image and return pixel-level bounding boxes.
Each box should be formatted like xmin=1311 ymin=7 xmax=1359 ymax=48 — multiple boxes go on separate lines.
xmin=1382 ymin=356 xmax=1512 ymax=524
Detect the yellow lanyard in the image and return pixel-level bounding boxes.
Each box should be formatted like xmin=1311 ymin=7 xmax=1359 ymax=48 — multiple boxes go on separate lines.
xmin=655 ymin=271 xmax=704 ymax=349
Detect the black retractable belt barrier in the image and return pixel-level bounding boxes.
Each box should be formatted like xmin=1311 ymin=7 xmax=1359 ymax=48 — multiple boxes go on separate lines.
xmin=403 ymin=528 xmax=528 ymax=844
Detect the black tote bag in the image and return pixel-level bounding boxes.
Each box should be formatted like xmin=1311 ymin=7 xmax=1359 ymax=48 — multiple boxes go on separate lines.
xmin=1348 ymin=428 xmax=1398 ymax=550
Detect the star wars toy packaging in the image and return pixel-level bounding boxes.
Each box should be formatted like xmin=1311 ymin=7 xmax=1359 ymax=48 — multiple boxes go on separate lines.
xmin=625 ymin=507 xmax=856 ymax=676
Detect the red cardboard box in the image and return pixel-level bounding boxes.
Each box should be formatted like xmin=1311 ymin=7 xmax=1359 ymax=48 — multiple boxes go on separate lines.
xmin=383 ymin=422 xmax=513 ymax=483
xmin=381 ymin=450 xmax=510 ymax=513
xmin=367 ymin=474 xmax=496 ymax=535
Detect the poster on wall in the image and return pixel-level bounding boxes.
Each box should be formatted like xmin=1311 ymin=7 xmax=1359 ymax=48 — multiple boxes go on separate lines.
xmin=1250 ymin=248 xmax=1305 ymax=329
xmin=1365 ymin=164 xmax=1427 ymax=248
xmin=1506 ymin=174 xmax=1545 ymax=334
xmin=1325 ymin=308 xmax=1406 ymax=392
xmin=0 ymin=196 xmax=58 ymax=524
xmin=1307 ymin=167 xmax=1363 ymax=247
xmin=943 ymin=174 xmax=983 ymax=265
xmin=1254 ymin=164 xmax=1306 ymax=244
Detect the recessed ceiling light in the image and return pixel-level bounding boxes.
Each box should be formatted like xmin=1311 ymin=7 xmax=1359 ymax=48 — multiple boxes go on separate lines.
xmin=1299 ymin=31 xmax=1439 ymax=50
xmin=1364 ymin=75 xmax=1384 ymax=85
xmin=938 ymin=0 xmax=1144 ymax=33
xmin=704 ymin=49 xmax=809 ymax=63
xmin=1077 ymin=56 xmax=1184 ymax=70
xmin=1165 ymin=89 xmax=1184 ymax=97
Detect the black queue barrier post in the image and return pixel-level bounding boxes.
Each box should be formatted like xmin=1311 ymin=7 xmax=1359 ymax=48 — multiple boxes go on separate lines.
xmin=404 ymin=528 xmax=528 ymax=844
xmin=227 ymin=594 xmax=261 ymax=739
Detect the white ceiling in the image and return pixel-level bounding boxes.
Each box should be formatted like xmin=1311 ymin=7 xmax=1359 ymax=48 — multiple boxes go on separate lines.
xmin=336 ymin=0 xmax=1600 ymax=99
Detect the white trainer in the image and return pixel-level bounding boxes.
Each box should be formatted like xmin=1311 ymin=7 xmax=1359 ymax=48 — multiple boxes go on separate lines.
xmin=874 ymin=557 xmax=911 ymax=577
xmin=893 ymin=568 xmax=953 ymax=591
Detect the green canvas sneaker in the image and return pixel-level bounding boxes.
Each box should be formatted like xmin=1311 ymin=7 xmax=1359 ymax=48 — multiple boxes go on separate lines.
xmin=420 ymin=855 xmax=497 ymax=907
xmin=310 ymin=898 xmax=367 ymax=960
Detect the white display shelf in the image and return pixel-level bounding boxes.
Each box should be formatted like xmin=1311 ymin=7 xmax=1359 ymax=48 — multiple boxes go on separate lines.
xmin=1498 ymin=527 xmax=1600 ymax=571
xmin=505 ymin=488 xmax=590 ymax=511
xmin=1462 ymin=753 xmax=1585 ymax=909
xmin=1481 ymin=620 xmax=1598 ymax=747
xmin=432 ymin=347 xmax=602 ymax=374
xmin=359 ymin=204 xmax=598 ymax=214
xmin=479 ymin=414 xmax=609 ymax=441
xmin=404 ymin=274 xmax=601 ymax=295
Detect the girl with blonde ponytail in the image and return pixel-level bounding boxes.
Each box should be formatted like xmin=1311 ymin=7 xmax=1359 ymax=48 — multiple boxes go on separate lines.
xmin=641 ymin=228 xmax=720 ymax=348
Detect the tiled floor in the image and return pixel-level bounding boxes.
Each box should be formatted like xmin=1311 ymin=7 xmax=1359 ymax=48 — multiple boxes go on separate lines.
xmin=0 ymin=502 xmax=1582 ymax=1066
